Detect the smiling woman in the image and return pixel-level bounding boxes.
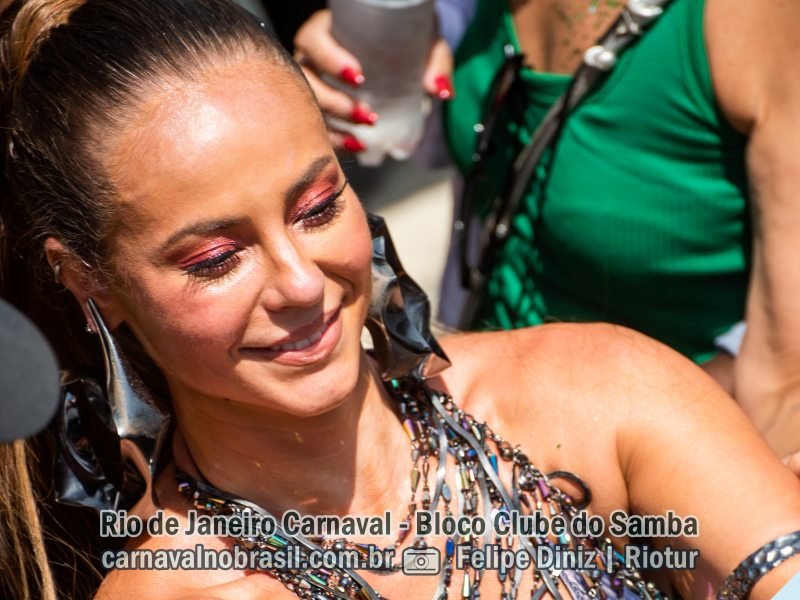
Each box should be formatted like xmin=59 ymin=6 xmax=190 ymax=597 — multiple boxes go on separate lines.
xmin=2 ymin=1 xmax=800 ymax=600
xmin=75 ymin=55 xmax=373 ymax=416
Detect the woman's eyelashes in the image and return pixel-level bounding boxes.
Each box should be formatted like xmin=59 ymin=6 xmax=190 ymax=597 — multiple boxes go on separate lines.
xmin=294 ymin=180 xmax=348 ymax=229
xmin=183 ymin=247 xmax=243 ymax=279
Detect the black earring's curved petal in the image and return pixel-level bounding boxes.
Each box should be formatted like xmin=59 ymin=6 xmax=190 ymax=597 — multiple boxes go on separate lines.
xmin=56 ymin=374 xmax=128 ymax=511
xmin=365 ymin=213 xmax=450 ymax=380
xmin=55 ymin=300 xmax=172 ymax=514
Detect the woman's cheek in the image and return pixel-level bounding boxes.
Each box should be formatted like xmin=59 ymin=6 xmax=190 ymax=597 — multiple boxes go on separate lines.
xmin=127 ymin=274 xmax=257 ymax=358
xmin=338 ymin=207 xmax=373 ymax=276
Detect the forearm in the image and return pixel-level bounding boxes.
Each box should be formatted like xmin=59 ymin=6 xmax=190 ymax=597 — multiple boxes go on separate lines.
xmin=703 ymin=0 xmax=800 ymax=458
xmin=697 ymin=350 xmax=800 ymax=457
xmin=735 ymin=198 xmax=800 ymax=457
xmin=735 ymin=350 xmax=800 ymax=458
xmin=731 ymin=285 xmax=800 ymax=458
xmin=700 ymin=350 xmax=800 ymax=457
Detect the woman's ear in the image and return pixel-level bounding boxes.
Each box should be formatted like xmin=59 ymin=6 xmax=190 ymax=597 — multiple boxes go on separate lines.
xmin=44 ymin=237 xmax=126 ymax=331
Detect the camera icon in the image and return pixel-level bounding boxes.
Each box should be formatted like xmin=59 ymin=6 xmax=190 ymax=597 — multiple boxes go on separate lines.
xmin=401 ymin=547 xmax=441 ymax=576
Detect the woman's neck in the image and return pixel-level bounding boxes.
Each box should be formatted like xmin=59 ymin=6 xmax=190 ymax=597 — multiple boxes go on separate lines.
xmin=171 ymin=351 xmax=411 ymax=520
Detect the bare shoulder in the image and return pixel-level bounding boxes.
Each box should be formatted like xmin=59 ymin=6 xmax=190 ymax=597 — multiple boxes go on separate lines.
xmin=436 ymin=322 xmax=715 ymax=409
xmin=437 ymin=322 xmax=638 ymax=378
xmin=432 ymin=323 xmax=735 ymax=517
xmin=434 ymin=323 xmax=729 ymax=463
xmin=706 ymin=0 xmax=800 ymax=132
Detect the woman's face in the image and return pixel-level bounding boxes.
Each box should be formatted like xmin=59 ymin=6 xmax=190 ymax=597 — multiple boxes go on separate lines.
xmin=99 ymin=57 xmax=373 ymax=416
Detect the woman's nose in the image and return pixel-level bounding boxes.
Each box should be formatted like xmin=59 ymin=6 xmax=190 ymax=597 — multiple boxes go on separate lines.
xmin=258 ymin=237 xmax=325 ymax=311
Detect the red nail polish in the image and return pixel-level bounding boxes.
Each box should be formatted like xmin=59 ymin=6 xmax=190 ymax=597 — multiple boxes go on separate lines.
xmin=434 ymin=75 xmax=454 ymax=100
xmin=340 ymin=66 xmax=365 ymax=87
xmin=351 ymin=106 xmax=378 ymax=125
xmin=342 ymin=135 xmax=366 ymax=153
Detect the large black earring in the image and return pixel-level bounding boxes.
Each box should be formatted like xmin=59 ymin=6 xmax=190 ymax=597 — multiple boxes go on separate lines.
xmin=365 ymin=213 xmax=450 ymax=380
xmin=55 ymin=299 xmax=171 ymax=514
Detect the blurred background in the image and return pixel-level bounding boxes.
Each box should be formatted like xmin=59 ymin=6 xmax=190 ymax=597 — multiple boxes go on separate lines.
xmin=345 ymin=159 xmax=453 ymax=312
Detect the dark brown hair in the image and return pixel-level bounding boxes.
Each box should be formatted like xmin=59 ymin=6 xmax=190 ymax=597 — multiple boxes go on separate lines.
xmin=1 ymin=0 xmax=300 ymax=365
xmin=0 ymin=1 xmax=301 ymax=597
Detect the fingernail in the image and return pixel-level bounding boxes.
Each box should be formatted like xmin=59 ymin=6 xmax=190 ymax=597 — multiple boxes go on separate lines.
xmin=340 ymin=66 xmax=365 ymax=87
xmin=342 ymin=135 xmax=366 ymax=153
xmin=351 ymin=105 xmax=378 ymax=125
xmin=434 ymin=75 xmax=454 ymax=100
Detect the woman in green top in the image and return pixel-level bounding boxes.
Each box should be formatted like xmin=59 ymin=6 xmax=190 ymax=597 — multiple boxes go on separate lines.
xmin=447 ymin=0 xmax=747 ymax=365
xmin=442 ymin=0 xmax=800 ymax=458
xmin=288 ymin=0 xmax=800 ymax=458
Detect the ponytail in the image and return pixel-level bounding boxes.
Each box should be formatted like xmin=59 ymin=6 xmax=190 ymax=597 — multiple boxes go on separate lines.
xmin=3 ymin=0 xmax=86 ymax=91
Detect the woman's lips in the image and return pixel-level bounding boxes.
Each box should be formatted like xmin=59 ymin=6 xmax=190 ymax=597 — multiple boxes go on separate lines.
xmin=267 ymin=326 xmax=326 ymax=352
xmin=241 ymin=308 xmax=342 ymax=365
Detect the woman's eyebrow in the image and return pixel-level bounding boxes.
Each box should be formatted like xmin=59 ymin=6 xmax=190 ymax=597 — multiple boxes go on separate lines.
xmin=159 ymin=217 xmax=245 ymax=253
xmin=284 ymin=155 xmax=336 ymax=201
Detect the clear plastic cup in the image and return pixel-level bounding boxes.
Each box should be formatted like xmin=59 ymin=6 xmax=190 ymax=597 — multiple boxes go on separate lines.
xmin=329 ymin=0 xmax=435 ymax=166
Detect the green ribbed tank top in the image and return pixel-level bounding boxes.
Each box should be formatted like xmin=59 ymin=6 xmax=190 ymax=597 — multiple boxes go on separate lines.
xmin=445 ymin=0 xmax=749 ymax=363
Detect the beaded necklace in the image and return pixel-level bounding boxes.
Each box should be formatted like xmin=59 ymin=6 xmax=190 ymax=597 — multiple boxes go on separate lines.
xmin=177 ymin=377 xmax=667 ymax=600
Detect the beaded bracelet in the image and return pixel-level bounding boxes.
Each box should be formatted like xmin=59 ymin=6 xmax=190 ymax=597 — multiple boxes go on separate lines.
xmin=717 ymin=530 xmax=800 ymax=599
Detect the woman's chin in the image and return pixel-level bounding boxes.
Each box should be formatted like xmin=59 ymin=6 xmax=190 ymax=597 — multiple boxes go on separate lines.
xmin=232 ymin=351 xmax=364 ymax=417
